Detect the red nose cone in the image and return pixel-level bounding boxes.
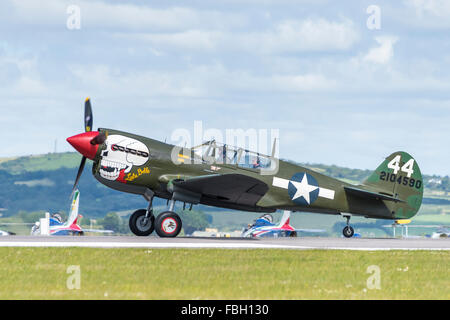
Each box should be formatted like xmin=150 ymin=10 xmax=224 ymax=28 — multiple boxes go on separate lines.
xmin=67 ymin=131 xmax=100 ymax=160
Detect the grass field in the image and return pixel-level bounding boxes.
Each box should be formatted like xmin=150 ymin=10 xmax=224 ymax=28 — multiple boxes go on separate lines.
xmin=0 ymin=248 xmax=448 ymax=300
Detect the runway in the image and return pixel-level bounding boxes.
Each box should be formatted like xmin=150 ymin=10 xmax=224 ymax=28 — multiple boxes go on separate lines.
xmin=0 ymin=236 xmax=449 ymax=250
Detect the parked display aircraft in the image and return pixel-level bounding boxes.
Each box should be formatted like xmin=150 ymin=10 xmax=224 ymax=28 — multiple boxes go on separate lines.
xmin=242 ymin=211 xmax=325 ymax=237
xmin=30 ymin=189 xmax=113 ymax=236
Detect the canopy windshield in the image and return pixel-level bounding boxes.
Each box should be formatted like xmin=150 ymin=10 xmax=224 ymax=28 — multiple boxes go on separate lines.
xmin=191 ymin=140 xmax=272 ymax=169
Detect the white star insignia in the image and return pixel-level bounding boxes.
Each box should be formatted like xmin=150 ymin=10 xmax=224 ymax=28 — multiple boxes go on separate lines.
xmin=290 ymin=173 xmax=318 ymax=204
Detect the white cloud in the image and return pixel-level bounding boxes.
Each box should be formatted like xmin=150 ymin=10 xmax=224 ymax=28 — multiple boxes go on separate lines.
xmin=398 ymin=0 xmax=450 ymax=29
xmin=0 ymin=47 xmax=47 ymax=96
xmin=267 ymin=18 xmax=358 ymax=52
xmin=118 ymin=18 xmax=359 ymax=54
xmin=405 ymin=0 xmax=450 ymax=18
xmin=270 ymin=74 xmax=336 ymax=91
xmin=127 ymin=30 xmax=224 ymax=51
xmin=363 ymin=36 xmax=398 ymax=64
xmin=67 ymin=62 xmax=335 ymax=100
xmin=7 ymin=0 xmax=247 ymax=31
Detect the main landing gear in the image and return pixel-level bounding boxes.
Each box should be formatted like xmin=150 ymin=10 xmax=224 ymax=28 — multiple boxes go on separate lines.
xmin=154 ymin=210 xmax=182 ymax=238
xmin=129 ymin=192 xmax=182 ymax=238
xmin=342 ymin=214 xmax=354 ymax=238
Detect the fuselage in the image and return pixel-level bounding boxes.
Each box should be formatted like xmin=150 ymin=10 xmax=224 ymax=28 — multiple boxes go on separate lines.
xmin=68 ymin=128 xmax=422 ymax=221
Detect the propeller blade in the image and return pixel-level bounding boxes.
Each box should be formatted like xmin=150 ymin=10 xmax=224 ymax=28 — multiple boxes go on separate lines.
xmin=84 ymin=97 xmax=93 ymax=132
xmin=71 ymin=156 xmax=86 ymax=197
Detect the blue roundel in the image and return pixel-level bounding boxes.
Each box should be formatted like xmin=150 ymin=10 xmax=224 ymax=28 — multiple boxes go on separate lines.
xmin=287 ymin=172 xmax=320 ymax=206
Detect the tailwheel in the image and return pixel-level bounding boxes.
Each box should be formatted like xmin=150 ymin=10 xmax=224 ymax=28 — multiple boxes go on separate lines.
xmin=342 ymin=214 xmax=354 ymax=238
xmin=155 ymin=211 xmax=182 ymax=238
xmin=343 ymin=225 xmax=354 ymax=238
xmin=129 ymin=209 xmax=155 ymax=236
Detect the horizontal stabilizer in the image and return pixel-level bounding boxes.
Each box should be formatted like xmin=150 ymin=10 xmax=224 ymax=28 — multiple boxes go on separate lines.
xmin=344 ymin=186 xmax=405 ymax=203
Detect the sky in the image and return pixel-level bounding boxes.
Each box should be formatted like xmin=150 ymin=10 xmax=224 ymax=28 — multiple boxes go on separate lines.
xmin=0 ymin=0 xmax=449 ymax=176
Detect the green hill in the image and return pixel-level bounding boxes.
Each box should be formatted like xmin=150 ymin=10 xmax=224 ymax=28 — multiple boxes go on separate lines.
xmin=0 ymin=152 xmax=81 ymax=174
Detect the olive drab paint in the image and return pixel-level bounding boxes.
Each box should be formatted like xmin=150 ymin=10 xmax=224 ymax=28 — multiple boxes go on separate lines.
xmin=89 ymin=128 xmax=423 ymax=221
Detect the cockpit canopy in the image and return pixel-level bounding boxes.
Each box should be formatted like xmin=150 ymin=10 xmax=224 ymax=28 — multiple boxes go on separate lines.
xmin=191 ymin=140 xmax=272 ymax=169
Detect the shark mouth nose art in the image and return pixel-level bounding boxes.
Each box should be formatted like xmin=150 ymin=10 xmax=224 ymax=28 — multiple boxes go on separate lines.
xmin=100 ymin=159 xmax=129 ymax=180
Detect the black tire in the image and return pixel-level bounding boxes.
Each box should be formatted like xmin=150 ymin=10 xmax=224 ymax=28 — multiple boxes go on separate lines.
xmin=129 ymin=209 xmax=155 ymax=236
xmin=155 ymin=211 xmax=182 ymax=238
xmin=343 ymin=226 xmax=354 ymax=238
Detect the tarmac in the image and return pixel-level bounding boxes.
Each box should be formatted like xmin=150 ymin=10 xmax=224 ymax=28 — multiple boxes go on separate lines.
xmin=0 ymin=236 xmax=449 ymax=250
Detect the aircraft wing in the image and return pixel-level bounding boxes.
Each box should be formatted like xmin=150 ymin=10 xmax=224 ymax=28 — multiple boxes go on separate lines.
xmin=172 ymin=173 xmax=269 ymax=208
xmin=294 ymin=228 xmax=326 ymax=233
xmin=344 ymin=186 xmax=405 ymax=203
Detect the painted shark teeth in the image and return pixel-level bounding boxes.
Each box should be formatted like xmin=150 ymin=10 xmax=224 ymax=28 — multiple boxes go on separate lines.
xmin=99 ymin=159 xmax=128 ymax=180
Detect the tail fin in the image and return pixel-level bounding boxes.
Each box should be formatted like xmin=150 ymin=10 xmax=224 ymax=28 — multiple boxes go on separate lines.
xmin=362 ymin=151 xmax=423 ymax=219
xmin=66 ymin=189 xmax=80 ymax=227
xmin=278 ymin=211 xmax=291 ymax=228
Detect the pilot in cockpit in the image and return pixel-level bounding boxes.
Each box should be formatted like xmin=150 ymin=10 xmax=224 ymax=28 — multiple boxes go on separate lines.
xmin=252 ymin=156 xmax=261 ymax=168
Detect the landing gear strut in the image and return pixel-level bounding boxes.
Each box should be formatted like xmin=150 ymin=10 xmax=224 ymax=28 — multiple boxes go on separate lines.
xmin=129 ymin=190 xmax=155 ymax=236
xmin=129 ymin=194 xmax=183 ymax=238
xmin=342 ymin=215 xmax=354 ymax=238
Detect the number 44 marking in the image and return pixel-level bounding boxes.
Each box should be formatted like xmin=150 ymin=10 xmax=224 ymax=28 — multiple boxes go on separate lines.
xmin=387 ymin=155 xmax=414 ymax=178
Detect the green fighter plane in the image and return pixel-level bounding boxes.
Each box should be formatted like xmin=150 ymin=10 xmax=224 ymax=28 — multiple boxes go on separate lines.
xmin=67 ymin=98 xmax=423 ymax=238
